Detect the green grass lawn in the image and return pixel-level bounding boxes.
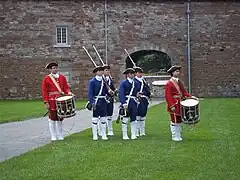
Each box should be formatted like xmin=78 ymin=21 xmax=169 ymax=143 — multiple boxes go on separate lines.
xmin=0 ymin=99 xmax=88 ymax=124
xmin=0 ymin=98 xmax=240 ymax=180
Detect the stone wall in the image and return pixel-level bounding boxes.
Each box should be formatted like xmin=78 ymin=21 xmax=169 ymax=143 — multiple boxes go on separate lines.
xmin=0 ymin=1 xmax=239 ymax=99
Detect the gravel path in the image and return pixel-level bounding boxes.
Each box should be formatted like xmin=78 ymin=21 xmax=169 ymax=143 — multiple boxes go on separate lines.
xmin=0 ymin=100 xmax=163 ymax=162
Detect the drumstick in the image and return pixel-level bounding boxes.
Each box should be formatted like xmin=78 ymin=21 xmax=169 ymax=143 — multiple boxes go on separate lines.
xmin=43 ymin=111 xmax=48 ymax=117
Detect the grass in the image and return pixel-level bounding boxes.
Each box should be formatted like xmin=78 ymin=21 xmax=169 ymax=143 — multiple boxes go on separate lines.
xmin=0 ymin=99 xmax=88 ymax=124
xmin=0 ymin=98 xmax=240 ymax=180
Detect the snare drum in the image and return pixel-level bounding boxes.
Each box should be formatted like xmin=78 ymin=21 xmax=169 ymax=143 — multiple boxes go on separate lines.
xmin=180 ymin=97 xmax=200 ymax=124
xmin=55 ymin=95 xmax=76 ymax=118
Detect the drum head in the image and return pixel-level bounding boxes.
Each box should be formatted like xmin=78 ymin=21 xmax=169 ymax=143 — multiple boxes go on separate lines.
xmin=56 ymin=95 xmax=73 ymax=101
xmin=180 ymin=98 xmax=199 ymax=107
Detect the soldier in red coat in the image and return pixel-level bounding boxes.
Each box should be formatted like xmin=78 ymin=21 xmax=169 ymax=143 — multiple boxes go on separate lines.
xmin=42 ymin=62 xmax=73 ymax=141
xmin=165 ymin=65 xmax=192 ymax=141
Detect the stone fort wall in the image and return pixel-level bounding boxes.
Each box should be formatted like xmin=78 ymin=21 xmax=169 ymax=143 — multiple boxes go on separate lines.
xmin=0 ymin=1 xmax=239 ymax=99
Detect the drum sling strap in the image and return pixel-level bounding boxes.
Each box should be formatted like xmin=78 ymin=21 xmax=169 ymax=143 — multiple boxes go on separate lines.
xmin=170 ymin=78 xmax=182 ymax=98
xmin=48 ymin=74 xmax=64 ymax=94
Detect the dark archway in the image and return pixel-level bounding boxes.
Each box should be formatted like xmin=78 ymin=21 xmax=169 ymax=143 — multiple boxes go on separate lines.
xmin=125 ymin=50 xmax=172 ymax=75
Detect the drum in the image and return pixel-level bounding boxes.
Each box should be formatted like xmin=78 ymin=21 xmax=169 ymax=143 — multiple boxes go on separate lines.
xmin=55 ymin=95 xmax=76 ymax=118
xmin=180 ymin=97 xmax=200 ymax=124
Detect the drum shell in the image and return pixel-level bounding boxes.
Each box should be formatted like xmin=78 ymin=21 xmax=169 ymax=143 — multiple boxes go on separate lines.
xmin=180 ymin=98 xmax=200 ymax=124
xmin=55 ymin=96 xmax=76 ymax=119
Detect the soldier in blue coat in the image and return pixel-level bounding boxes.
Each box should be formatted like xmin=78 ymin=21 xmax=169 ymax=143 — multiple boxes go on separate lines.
xmin=102 ymin=64 xmax=117 ymax=136
xmin=118 ymin=68 xmax=139 ymax=140
xmin=134 ymin=67 xmax=151 ymax=136
xmin=88 ymin=66 xmax=108 ymax=141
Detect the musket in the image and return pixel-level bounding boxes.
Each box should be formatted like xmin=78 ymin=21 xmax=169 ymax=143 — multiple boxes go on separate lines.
xmin=92 ymin=45 xmax=105 ymax=67
xmin=83 ymin=46 xmax=114 ymax=97
xmin=82 ymin=46 xmax=101 ymax=110
xmin=124 ymin=49 xmax=152 ymax=98
xmin=93 ymin=45 xmax=114 ymax=81
xmin=124 ymin=49 xmax=137 ymax=68
xmin=92 ymin=45 xmax=116 ymax=96
xmin=82 ymin=46 xmax=98 ymax=67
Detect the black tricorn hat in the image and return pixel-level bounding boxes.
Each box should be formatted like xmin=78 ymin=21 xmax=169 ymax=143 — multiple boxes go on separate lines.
xmin=93 ymin=66 xmax=104 ymax=73
xmin=167 ymin=65 xmax=182 ymax=74
xmin=123 ymin=68 xmax=135 ymax=75
xmin=102 ymin=64 xmax=110 ymax=70
xmin=134 ymin=66 xmax=143 ymax=73
xmin=45 ymin=62 xmax=58 ymax=69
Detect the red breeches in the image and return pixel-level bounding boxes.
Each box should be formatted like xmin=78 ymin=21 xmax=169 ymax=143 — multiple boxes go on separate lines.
xmin=170 ymin=113 xmax=182 ymax=124
xmin=48 ymin=110 xmax=63 ymax=121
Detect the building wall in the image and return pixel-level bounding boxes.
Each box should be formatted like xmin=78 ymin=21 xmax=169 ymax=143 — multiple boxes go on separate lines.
xmin=0 ymin=1 xmax=239 ymax=99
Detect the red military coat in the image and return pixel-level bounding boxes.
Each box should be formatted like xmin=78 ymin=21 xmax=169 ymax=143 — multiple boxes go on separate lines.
xmin=42 ymin=73 xmax=70 ymax=111
xmin=165 ymin=78 xmax=191 ymax=116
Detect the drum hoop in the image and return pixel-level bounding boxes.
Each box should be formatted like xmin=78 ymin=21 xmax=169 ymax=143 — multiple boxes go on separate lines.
xmin=58 ymin=112 xmax=76 ymax=118
xmin=55 ymin=95 xmax=76 ymax=119
xmin=180 ymin=98 xmax=199 ymax=107
xmin=180 ymin=97 xmax=200 ymax=125
xmin=56 ymin=95 xmax=74 ymax=101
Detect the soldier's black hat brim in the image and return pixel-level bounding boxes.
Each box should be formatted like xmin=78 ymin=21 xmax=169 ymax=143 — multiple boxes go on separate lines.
xmin=45 ymin=62 xmax=58 ymax=69
xmin=134 ymin=66 xmax=143 ymax=73
xmin=167 ymin=65 xmax=182 ymax=74
xmin=123 ymin=68 xmax=135 ymax=75
xmin=93 ymin=66 xmax=104 ymax=73
xmin=102 ymin=64 xmax=110 ymax=70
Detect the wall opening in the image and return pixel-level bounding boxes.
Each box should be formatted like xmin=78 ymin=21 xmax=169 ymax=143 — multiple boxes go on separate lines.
xmin=125 ymin=50 xmax=172 ymax=98
xmin=125 ymin=50 xmax=172 ymax=75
